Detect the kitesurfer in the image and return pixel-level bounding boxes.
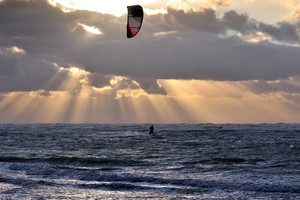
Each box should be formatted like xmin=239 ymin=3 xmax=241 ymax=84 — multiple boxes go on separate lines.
xmin=149 ymin=125 xmax=154 ymax=135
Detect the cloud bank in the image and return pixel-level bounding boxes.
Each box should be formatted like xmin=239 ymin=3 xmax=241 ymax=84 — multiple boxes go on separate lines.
xmin=0 ymin=0 xmax=300 ymax=95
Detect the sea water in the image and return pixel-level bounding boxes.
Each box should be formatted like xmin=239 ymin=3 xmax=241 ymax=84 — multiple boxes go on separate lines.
xmin=0 ymin=124 xmax=299 ymax=199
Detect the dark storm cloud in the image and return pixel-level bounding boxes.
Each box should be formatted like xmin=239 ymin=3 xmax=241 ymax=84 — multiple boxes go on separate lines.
xmin=1 ymin=0 xmax=300 ymax=94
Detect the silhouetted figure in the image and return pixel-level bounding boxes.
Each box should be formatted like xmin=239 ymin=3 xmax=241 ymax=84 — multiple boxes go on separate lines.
xmin=149 ymin=125 xmax=154 ymax=135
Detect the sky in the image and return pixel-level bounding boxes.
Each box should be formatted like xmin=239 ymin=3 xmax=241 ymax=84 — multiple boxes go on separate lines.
xmin=1 ymin=0 xmax=300 ymax=123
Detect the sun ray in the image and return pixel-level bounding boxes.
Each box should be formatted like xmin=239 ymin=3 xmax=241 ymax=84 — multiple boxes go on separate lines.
xmin=2 ymin=62 xmax=300 ymax=123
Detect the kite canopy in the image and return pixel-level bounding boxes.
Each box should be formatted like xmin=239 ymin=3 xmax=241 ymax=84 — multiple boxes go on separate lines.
xmin=127 ymin=5 xmax=144 ymax=38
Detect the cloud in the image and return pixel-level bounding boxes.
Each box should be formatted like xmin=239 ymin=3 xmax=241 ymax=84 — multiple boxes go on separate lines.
xmin=0 ymin=56 xmax=66 ymax=93
xmin=258 ymin=22 xmax=300 ymax=43
xmin=1 ymin=0 xmax=300 ymax=96
xmin=242 ymin=77 xmax=300 ymax=96
xmin=209 ymin=0 xmax=231 ymax=7
xmin=278 ymin=0 xmax=300 ymax=20
xmin=165 ymin=7 xmax=225 ymax=33
xmin=222 ymin=10 xmax=256 ymax=34
xmin=164 ymin=7 xmax=300 ymax=43
xmin=0 ymin=47 xmax=18 ymax=77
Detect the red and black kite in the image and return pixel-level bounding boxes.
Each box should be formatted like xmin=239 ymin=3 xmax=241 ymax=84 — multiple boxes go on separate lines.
xmin=127 ymin=5 xmax=144 ymax=38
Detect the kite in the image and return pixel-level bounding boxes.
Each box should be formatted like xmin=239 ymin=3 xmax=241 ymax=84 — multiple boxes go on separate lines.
xmin=127 ymin=5 xmax=144 ymax=38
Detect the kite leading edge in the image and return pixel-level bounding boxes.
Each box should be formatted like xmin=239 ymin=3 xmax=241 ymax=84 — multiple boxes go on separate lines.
xmin=127 ymin=5 xmax=144 ymax=38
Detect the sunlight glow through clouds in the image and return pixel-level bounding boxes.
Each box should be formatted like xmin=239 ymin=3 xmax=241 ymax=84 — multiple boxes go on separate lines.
xmin=49 ymin=0 xmax=158 ymax=16
xmin=78 ymin=23 xmax=102 ymax=35
xmin=2 ymin=59 xmax=300 ymax=123
xmin=49 ymin=0 xmax=293 ymax=24
xmin=49 ymin=0 xmax=232 ymax=16
xmin=2 ymin=0 xmax=300 ymax=123
xmin=1 ymin=74 xmax=300 ymax=123
xmin=236 ymin=32 xmax=272 ymax=44
xmin=48 ymin=0 xmax=294 ymax=25
xmin=0 ymin=46 xmax=26 ymax=55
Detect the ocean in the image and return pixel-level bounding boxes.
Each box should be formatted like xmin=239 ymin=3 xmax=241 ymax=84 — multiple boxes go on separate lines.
xmin=0 ymin=124 xmax=299 ymax=199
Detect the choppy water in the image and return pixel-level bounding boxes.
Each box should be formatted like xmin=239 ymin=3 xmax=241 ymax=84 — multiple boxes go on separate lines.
xmin=0 ymin=124 xmax=300 ymax=199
